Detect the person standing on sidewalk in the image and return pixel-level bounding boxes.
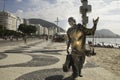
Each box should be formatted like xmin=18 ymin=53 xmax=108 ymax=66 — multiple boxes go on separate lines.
xmin=66 ymin=17 xmax=99 ymax=79
xmin=23 ymin=34 xmax=27 ymax=44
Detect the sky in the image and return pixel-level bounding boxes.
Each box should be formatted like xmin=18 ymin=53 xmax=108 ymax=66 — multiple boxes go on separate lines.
xmin=0 ymin=0 xmax=120 ymax=34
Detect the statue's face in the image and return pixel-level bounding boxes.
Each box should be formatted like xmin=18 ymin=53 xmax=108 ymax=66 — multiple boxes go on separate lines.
xmin=68 ymin=20 xmax=76 ymax=27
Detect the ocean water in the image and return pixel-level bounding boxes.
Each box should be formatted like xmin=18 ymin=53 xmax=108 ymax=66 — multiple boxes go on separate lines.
xmin=86 ymin=38 xmax=120 ymax=45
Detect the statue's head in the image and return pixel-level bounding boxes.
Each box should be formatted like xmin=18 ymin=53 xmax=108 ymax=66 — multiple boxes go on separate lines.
xmin=68 ymin=17 xmax=76 ymax=27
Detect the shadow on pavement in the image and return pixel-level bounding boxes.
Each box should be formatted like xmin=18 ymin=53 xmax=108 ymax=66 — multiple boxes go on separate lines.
xmin=45 ymin=75 xmax=63 ymax=80
xmin=63 ymin=76 xmax=73 ymax=80
xmin=15 ymin=68 xmax=64 ymax=80
xmin=45 ymin=75 xmax=74 ymax=80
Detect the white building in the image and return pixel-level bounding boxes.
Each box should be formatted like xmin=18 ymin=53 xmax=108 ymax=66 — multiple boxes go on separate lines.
xmin=16 ymin=17 xmax=23 ymax=30
xmin=43 ymin=27 xmax=48 ymax=35
xmin=33 ymin=24 xmax=49 ymax=36
xmin=32 ymin=24 xmax=58 ymax=37
xmin=0 ymin=11 xmax=22 ymax=31
xmin=23 ymin=19 xmax=29 ymax=25
xmin=35 ymin=24 xmax=44 ymax=35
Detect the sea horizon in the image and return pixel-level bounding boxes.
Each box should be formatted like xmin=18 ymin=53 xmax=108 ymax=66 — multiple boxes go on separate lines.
xmin=86 ymin=38 xmax=120 ymax=45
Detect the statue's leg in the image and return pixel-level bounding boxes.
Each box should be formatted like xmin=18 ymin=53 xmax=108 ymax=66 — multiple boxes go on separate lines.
xmin=71 ymin=54 xmax=79 ymax=78
xmin=78 ymin=55 xmax=85 ymax=77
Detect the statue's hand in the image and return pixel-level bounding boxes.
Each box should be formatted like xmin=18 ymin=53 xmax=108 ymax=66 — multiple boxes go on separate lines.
xmin=93 ymin=17 xmax=99 ymax=25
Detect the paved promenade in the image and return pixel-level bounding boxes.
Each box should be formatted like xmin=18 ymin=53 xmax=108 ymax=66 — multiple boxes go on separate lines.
xmin=0 ymin=40 xmax=120 ymax=80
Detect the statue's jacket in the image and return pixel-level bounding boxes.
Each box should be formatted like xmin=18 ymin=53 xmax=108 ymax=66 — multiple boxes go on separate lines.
xmin=67 ymin=24 xmax=96 ymax=56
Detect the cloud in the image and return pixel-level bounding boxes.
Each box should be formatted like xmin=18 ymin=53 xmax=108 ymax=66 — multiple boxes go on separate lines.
xmin=16 ymin=0 xmax=23 ymax=2
xmin=86 ymin=0 xmax=120 ymax=34
xmin=14 ymin=0 xmax=120 ymax=34
xmin=15 ymin=0 xmax=81 ymax=22
xmin=15 ymin=9 xmax=23 ymax=18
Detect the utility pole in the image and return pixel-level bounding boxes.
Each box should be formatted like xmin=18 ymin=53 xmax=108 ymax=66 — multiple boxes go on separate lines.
xmin=55 ymin=17 xmax=59 ymax=26
xmin=3 ymin=0 xmax=6 ymax=26
xmin=55 ymin=17 xmax=60 ymax=33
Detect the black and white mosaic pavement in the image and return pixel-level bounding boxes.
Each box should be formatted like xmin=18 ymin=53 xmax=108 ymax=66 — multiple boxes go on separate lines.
xmin=15 ymin=63 xmax=99 ymax=80
xmin=0 ymin=53 xmax=7 ymax=60
xmin=0 ymin=55 xmax=59 ymax=68
xmin=3 ymin=40 xmax=43 ymax=53
xmin=15 ymin=68 xmax=65 ymax=80
xmin=30 ymin=49 xmax=65 ymax=55
xmin=3 ymin=46 xmax=65 ymax=55
xmin=27 ymin=41 xmax=44 ymax=47
xmin=4 ymin=48 xmax=25 ymax=53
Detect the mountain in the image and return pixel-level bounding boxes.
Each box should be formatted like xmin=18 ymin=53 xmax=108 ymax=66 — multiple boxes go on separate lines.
xmin=94 ymin=29 xmax=120 ymax=38
xmin=28 ymin=19 xmax=119 ymax=38
xmin=28 ymin=18 xmax=65 ymax=32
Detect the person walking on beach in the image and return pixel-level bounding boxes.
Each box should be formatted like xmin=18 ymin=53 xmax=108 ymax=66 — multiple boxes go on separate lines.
xmin=66 ymin=17 xmax=99 ymax=79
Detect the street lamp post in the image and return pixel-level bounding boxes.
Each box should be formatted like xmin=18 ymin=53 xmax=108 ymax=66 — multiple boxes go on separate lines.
xmin=2 ymin=0 xmax=6 ymax=38
xmin=3 ymin=0 xmax=6 ymax=12
xmin=80 ymin=0 xmax=92 ymax=47
xmin=80 ymin=0 xmax=91 ymax=27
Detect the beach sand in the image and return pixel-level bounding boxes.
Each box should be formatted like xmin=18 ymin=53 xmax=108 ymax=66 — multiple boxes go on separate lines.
xmin=88 ymin=47 xmax=120 ymax=76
